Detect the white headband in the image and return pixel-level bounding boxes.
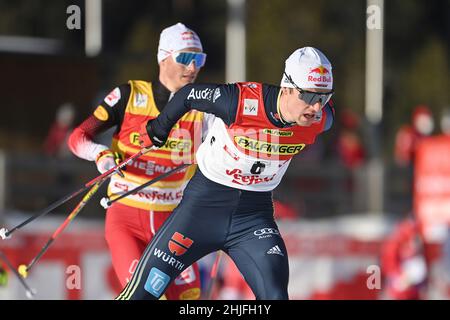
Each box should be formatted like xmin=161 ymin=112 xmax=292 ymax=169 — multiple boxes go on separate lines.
xmin=157 ymin=22 xmax=203 ymax=63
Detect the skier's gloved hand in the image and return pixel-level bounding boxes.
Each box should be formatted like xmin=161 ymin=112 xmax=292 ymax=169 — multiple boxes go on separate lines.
xmin=95 ymin=150 xmax=124 ymax=177
xmin=139 ymin=120 xmax=167 ymax=148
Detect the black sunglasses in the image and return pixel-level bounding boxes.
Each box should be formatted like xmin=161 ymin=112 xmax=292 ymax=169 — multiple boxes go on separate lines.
xmin=284 ymin=72 xmax=334 ymax=106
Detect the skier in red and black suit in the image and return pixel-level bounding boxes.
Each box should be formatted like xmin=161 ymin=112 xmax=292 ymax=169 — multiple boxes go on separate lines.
xmin=68 ymin=23 xmax=215 ymax=300
xmin=117 ymin=47 xmax=335 ymax=300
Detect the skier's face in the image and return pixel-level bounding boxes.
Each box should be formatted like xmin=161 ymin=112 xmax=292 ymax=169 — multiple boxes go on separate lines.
xmin=281 ymin=87 xmax=329 ymax=127
xmin=159 ymin=47 xmax=203 ymax=92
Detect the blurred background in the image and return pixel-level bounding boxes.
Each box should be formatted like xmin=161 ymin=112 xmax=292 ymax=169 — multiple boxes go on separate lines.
xmin=0 ymin=0 xmax=449 ymax=300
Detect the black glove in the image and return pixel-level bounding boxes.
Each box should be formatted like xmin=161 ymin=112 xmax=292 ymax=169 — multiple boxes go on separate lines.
xmin=139 ymin=120 xmax=167 ymax=148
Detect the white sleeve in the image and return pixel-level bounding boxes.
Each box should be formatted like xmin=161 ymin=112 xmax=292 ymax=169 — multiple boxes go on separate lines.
xmin=201 ymin=113 xmax=216 ymax=141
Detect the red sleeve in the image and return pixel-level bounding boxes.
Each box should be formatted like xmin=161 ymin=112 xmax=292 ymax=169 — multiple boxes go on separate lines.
xmin=68 ymin=84 xmax=130 ymax=160
xmin=68 ymin=115 xmax=115 ymax=160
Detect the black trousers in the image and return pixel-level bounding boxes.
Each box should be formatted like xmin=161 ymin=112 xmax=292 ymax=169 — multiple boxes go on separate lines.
xmin=116 ymin=169 xmax=289 ymax=300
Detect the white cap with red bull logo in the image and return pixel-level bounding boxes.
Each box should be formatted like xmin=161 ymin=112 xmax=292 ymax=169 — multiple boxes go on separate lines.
xmin=280 ymin=47 xmax=333 ymax=90
xmin=157 ymin=22 xmax=203 ymax=63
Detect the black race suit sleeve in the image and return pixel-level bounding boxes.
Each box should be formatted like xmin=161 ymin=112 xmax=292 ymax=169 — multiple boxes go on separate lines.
xmin=149 ymin=84 xmax=239 ymax=144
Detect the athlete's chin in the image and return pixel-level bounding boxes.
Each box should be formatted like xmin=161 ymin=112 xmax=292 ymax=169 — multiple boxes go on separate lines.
xmin=182 ymin=75 xmax=197 ymax=84
xmin=296 ymin=118 xmax=314 ymax=127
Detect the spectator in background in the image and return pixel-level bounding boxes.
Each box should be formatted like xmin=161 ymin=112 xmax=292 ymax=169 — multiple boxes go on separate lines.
xmin=43 ymin=102 xmax=76 ymax=158
xmin=394 ymin=105 xmax=434 ymax=214
xmin=273 ymin=198 xmax=300 ymax=220
xmin=336 ymin=108 xmax=366 ymax=169
xmin=43 ymin=102 xmax=77 ymax=194
xmin=380 ymin=218 xmax=428 ymax=299
xmin=394 ymin=105 xmax=434 ymax=167
xmin=438 ymin=107 xmax=450 ymax=297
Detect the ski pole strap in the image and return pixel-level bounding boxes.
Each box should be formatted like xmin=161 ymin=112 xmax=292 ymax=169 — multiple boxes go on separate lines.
xmin=85 ymin=146 xmax=154 ymax=188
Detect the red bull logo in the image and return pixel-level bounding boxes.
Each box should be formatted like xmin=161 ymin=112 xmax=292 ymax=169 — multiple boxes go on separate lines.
xmin=309 ymin=65 xmax=330 ymax=75
xmin=308 ymin=65 xmax=332 ymax=86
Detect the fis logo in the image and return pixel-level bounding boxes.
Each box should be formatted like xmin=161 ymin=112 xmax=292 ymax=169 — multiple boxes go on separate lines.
xmin=134 ymin=93 xmax=148 ymax=107
xmin=243 ymin=99 xmax=258 ymax=116
xmin=168 ymin=232 xmax=193 ymax=256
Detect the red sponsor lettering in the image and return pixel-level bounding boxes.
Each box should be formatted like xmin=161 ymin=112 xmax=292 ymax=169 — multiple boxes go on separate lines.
xmin=307 ymin=75 xmax=332 ymax=83
xmin=136 ymin=190 xmax=182 ymax=202
xmin=113 ymin=182 xmax=129 ymax=192
xmin=225 ymin=168 xmax=276 ymax=186
xmin=114 ymin=182 xmax=184 ymax=202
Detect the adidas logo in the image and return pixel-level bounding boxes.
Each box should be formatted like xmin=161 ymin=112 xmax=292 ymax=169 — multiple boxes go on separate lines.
xmin=267 ymin=245 xmax=284 ymax=256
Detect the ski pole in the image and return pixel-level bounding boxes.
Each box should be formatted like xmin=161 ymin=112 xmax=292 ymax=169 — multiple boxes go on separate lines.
xmin=0 ymin=146 xmax=154 ymax=239
xmin=17 ymin=180 xmax=105 ymax=278
xmin=0 ymin=251 xmax=36 ymax=299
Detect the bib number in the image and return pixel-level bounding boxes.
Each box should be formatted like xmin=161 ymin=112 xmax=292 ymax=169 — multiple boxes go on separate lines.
xmin=250 ymin=161 xmax=266 ymax=175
